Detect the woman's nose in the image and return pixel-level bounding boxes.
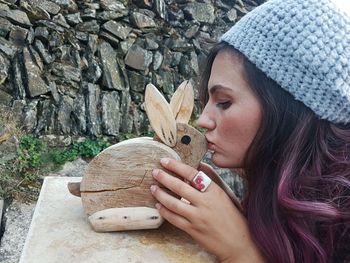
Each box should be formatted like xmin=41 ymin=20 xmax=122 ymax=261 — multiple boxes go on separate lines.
xmin=196 ymin=107 xmax=215 ymax=130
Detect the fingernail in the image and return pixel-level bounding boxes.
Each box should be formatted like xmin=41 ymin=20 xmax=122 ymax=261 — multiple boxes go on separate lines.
xmin=150 ymin=185 xmax=156 ymax=193
xmin=160 ymin=158 xmax=169 ymax=165
xmin=152 ymin=169 xmax=159 ymax=177
xmin=155 ymin=203 xmax=161 ymax=210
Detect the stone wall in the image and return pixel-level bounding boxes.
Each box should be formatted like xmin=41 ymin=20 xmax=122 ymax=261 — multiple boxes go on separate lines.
xmin=0 ymin=0 xmax=264 ymax=138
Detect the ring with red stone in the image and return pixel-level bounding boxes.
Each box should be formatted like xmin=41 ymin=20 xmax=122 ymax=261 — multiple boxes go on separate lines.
xmin=191 ymin=171 xmax=212 ymax=192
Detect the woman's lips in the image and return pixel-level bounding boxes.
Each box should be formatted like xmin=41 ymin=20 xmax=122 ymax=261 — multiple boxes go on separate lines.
xmin=205 ymin=135 xmax=216 ymax=151
xmin=207 ymin=142 xmax=216 ymax=151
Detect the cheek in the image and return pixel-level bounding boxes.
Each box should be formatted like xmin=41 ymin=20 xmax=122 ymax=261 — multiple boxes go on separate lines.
xmin=216 ymin=124 xmax=255 ymax=168
xmin=239 ymin=112 xmax=261 ymax=151
xmin=218 ymin=119 xmax=240 ymax=147
xmin=220 ymin=110 xmax=260 ymax=149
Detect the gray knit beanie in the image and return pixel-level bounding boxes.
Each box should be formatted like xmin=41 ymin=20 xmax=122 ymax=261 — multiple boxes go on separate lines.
xmin=221 ymin=0 xmax=350 ymax=124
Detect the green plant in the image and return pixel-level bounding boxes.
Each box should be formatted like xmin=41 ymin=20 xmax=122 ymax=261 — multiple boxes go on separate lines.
xmin=49 ymin=138 xmax=111 ymax=165
xmin=141 ymin=130 xmax=155 ymax=138
xmin=72 ymin=138 xmax=111 ymax=158
xmin=17 ymin=135 xmax=47 ymax=170
xmin=50 ymin=148 xmax=79 ymax=165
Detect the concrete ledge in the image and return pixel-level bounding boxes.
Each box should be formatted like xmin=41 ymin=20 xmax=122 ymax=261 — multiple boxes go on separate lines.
xmin=20 ymin=177 xmax=216 ymax=263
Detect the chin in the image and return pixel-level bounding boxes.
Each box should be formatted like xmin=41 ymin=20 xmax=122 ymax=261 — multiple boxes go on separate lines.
xmin=211 ymin=153 xmax=240 ymax=169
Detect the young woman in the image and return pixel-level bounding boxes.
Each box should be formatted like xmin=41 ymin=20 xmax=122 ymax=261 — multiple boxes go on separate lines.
xmin=150 ymin=0 xmax=350 ymax=262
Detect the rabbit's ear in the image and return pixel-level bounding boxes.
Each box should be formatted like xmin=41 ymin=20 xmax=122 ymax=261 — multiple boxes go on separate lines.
xmin=145 ymin=84 xmax=177 ymax=147
xmin=169 ymin=80 xmax=194 ymax=124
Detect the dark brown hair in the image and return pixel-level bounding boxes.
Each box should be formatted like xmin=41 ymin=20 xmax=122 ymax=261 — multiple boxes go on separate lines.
xmin=199 ymin=42 xmax=350 ymax=263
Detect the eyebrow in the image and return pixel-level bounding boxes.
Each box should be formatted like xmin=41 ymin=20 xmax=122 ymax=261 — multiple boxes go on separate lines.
xmin=208 ymin=84 xmax=232 ymax=95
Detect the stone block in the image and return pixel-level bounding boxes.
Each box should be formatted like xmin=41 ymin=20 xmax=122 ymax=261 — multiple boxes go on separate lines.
xmin=20 ymin=177 xmax=216 ymax=263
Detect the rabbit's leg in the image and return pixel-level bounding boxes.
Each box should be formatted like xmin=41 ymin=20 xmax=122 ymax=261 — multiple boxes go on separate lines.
xmin=88 ymin=207 xmax=164 ymax=232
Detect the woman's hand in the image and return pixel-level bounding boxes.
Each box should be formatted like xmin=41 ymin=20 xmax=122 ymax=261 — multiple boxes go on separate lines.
xmin=150 ymin=158 xmax=265 ymax=263
xmin=197 ymin=162 xmax=242 ymax=211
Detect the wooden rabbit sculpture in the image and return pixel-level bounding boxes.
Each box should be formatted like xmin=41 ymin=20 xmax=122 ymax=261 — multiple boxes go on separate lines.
xmin=67 ymin=80 xmax=207 ymax=232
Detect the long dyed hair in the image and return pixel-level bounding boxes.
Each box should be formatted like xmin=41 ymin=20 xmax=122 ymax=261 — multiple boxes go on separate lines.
xmin=200 ymin=42 xmax=350 ymax=262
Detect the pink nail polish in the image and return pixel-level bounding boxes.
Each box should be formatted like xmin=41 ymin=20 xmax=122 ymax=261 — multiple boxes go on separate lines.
xmin=152 ymin=169 xmax=159 ymax=177
xmin=150 ymin=185 xmax=156 ymax=193
xmin=155 ymin=203 xmax=161 ymax=209
xmin=160 ymin=158 xmax=169 ymax=165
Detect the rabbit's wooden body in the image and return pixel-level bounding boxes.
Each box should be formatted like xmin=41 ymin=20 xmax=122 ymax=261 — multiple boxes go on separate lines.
xmin=68 ymin=80 xmax=207 ymax=232
xmin=80 ymin=138 xmax=180 ymax=216
xmin=81 ymin=123 xmax=206 ymax=216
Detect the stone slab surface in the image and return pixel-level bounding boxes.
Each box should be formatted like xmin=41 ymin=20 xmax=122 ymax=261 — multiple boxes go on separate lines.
xmin=20 ymin=177 xmax=216 ymax=263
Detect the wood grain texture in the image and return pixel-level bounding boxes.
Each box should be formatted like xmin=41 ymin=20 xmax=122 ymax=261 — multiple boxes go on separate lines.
xmin=80 ymin=124 xmax=207 ymax=218
xmin=173 ymin=123 xmax=207 ymax=168
xmin=67 ymin=182 xmax=81 ymax=197
xmin=81 ymin=137 xmax=181 ymax=215
xmin=88 ymin=207 xmax=164 ymax=232
xmin=170 ymin=80 xmax=194 ymax=124
xmin=144 ymin=83 xmax=177 ymax=147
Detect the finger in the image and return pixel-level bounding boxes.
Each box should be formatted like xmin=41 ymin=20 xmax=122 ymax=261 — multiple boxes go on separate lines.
xmin=160 ymin=158 xmax=198 ymax=182
xmin=198 ymin=162 xmax=228 ymax=190
xmin=199 ymin=163 xmax=243 ymax=211
xmin=160 ymin=158 xmax=216 ymax=193
xmin=153 ymin=169 xmax=203 ymax=205
xmin=151 ymin=184 xmax=196 ymax=218
xmin=155 ymin=203 xmax=193 ymax=232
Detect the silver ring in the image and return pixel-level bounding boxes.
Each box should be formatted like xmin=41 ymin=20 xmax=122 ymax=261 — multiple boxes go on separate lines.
xmin=191 ymin=171 xmax=212 ymax=192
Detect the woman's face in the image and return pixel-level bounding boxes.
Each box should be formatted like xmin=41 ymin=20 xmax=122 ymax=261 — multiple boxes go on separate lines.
xmin=197 ymin=50 xmax=262 ymax=169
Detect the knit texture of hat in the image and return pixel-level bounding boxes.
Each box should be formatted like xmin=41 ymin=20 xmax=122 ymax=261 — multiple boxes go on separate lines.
xmin=221 ymin=0 xmax=350 ymax=124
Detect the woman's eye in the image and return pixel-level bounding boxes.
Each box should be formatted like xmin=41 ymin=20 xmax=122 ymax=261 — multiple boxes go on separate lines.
xmin=216 ymin=101 xmax=232 ymax=110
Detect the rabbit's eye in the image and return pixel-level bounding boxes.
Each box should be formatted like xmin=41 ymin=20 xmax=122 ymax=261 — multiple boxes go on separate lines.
xmin=181 ymin=135 xmax=191 ymax=145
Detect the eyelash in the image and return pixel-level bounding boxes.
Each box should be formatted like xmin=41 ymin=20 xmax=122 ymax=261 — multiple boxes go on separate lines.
xmin=216 ymin=101 xmax=232 ymax=110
